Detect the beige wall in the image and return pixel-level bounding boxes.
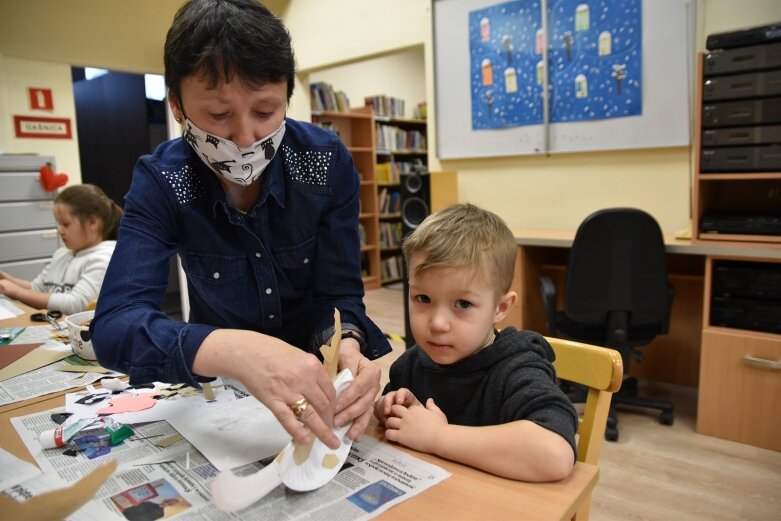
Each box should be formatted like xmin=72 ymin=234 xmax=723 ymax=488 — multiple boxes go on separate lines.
xmin=0 ymin=55 xmax=82 ymax=184
xmin=1 ymin=0 xmax=779 ymax=232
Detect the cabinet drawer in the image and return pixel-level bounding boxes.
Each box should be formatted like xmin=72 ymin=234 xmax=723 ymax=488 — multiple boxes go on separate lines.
xmin=0 ymin=172 xmax=54 ymax=202
xmin=0 ymin=201 xmax=56 ymax=232
xmin=697 ymin=329 xmax=781 ymax=451
xmin=0 ymin=229 xmax=59 ymax=262
xmin=0 ymin=258 xmax=50 ymax=280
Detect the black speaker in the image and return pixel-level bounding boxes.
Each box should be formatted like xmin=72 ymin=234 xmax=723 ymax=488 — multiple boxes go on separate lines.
xmin=400 ymin=172 xmax=431 ymax=348
xmin=400 ymin=172 xmax=431 ymax=237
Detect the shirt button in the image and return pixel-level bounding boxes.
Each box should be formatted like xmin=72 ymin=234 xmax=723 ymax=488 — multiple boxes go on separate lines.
xmin=213 ymin=272 xmax=220 ymax=279
xmin=268 ymin=314 xmax=275 ymax=319
xmin=265 ymin=288 xmax=272 ymax=295
xmin=303 ymin=258 xmax=309 ymax=264
xmin=255 ymin=252 xmax=261 ymax=258
xmin=372 ymin=349 xmax=379 ymax=357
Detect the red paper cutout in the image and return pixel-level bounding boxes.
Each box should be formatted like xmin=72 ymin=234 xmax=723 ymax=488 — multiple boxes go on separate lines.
xmin=39 ymin=162 xmax=68 ymax=192
xmin=97 ymin=394 xmax=157 ymax=415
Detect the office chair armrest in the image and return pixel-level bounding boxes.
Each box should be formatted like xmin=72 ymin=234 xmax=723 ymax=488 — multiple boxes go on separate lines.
xmin=539 ymin=276 xmax=558 ymax=335
xmin=662 ymin=281 xmax=676 ymax=334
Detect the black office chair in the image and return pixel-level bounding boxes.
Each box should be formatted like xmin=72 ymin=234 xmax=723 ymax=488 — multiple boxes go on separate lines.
xmin=539 ymin=208 xmax=675 ymax=441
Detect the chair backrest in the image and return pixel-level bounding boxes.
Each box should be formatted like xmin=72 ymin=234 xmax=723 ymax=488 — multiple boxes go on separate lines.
xmin=564 ymin=208 xmax=669 ymax=327
xmin=547 ymin=337 xmax=623 ymax=465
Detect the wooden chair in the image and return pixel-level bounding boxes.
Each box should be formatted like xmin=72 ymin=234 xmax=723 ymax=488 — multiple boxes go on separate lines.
xmin=546 ymin=336 xmax=623 ymax=521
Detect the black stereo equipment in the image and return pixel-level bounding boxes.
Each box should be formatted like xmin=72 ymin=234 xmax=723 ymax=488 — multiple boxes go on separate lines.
xmin=700 ymin=213 xmax=781 ymax=236
xmin=703 ymin=69 xmax=781 ymax=101
xmin=700 ymin=145 xmax=781 ymax=172
xmin=704 ymin=41 xmax=781 ymax=76
xmin=710 ymin=297 xmax=781 ymax=334
xmin=712 ymin=261 xmax=781 ymax=300
xmin=701 ymin=97 xmax=781 ymax=128
xmin=702 ymin=125 xmax=781 ymax=147
xmin=706 ymin=24 xmax=781 ymax=51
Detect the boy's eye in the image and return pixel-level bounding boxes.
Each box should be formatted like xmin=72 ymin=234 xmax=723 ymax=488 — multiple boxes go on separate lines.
xmin=456 ymin=299 xmax=472 ymax=310
xmin=414 ymin=295 xmax=431 ymax=304
xmin=210 ymin=112 xmax=229 ymax=120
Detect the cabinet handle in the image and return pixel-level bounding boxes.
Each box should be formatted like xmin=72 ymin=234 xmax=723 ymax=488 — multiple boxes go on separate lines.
xmin=38 ymin=202 xmax=54 ymax=210
xmin=742 ymin=356 xmax=781 ymax=370
xmin=41 ymin=232 xmax=58 ymax=239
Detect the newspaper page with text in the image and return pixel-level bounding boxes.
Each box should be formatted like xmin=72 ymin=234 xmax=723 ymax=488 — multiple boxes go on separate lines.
xmin=6 ymin=408 xmax=451 ymax=520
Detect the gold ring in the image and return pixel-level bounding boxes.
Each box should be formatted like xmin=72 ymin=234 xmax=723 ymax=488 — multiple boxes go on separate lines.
xmin=289 ymin=397 xmax=309 ymax=417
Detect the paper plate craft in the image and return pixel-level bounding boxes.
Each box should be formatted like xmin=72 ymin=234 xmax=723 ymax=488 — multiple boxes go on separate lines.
xmin=211 ymin=309 xmax=354 ymax=512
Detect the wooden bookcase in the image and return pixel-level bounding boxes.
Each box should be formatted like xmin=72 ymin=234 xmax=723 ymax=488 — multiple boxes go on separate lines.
xmin=691 ymin=50 xmax=781 ymax=451
xmin=311 ymin=106 xmax=381 ymax=290
xmin=374 ymin=113 xmax=428 ymax=285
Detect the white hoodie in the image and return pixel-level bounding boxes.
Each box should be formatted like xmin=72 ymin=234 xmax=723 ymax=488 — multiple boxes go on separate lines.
xmin=31 ymin=240 xmax=116 ymax=314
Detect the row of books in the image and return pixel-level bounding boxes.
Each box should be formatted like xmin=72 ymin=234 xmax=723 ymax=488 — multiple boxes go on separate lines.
xmin=376 ymin=159 xmax=426 ymax=184
xmin=378 ymin=187 xmax=401 ymax=216
xmin=381 ymin=255 xmax=404 ymax=282
xmin=365 ymin=95 xmax=405 ymax=118
xmin=380 ymin=221 xmax=402 ymax=249
xmin=376 ymin=125 xmax=427 ymax=153
xmin=311 ymin=82 xmax=351 ymax=113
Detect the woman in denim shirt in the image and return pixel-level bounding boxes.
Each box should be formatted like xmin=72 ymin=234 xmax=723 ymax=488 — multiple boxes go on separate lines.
xmin=92 ymin=0 xmax=392 ymax=450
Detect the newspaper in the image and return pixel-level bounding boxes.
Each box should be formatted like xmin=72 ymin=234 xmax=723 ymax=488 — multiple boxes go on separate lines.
xmin=7 ymin=408 xmax=451 ymax=520
xmin=0 ymin=355 xmax=124 ymax=407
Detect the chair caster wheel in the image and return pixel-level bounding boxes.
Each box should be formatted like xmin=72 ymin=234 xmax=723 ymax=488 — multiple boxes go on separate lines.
xmin=605 ymin=427 xmax=619 ymax=442
xmin=659 ymin=411 xmax=674 ymax=425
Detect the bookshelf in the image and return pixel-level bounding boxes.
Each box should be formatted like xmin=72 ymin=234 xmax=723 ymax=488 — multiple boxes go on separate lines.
xmin=370 ymin=100 xmax=428 ymax=285
xmin=311 ymin=105 xmax=381 ymax=290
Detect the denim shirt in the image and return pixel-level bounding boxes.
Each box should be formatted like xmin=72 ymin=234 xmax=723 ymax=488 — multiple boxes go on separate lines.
xmin=92 ymin=118 xmax=392 ymax=386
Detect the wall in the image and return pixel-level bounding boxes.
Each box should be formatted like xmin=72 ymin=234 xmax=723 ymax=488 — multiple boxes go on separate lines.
xmin=307 ymin=47 xmax=427 ymax=119
xmin=1 ymin=0 xmax=779 ymax=231
xmin=0 ymin=55 xmax=82 ymax=184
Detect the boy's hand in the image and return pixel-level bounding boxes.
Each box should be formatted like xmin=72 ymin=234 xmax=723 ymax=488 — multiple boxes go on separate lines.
xmin=383 ymin=398 xmax=448 ymax=453
xmin=373 ymin=388 xmax=420 ymax=425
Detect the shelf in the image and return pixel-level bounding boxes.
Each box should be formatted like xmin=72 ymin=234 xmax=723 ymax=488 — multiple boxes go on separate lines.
xmin=375 ymin=115 xmax=427 ymax=125
xmin=312 ymin=110 xmax=372 ymax=120
xmin=376 ymin=149 xmax=427 ymax=156
xmin=698 ymin=172 xmax=781 ymax=180
xmin=698 ymin=233 xmax=781 ymax=244
xmin=380 ymin=213 xmax=401 ymax=220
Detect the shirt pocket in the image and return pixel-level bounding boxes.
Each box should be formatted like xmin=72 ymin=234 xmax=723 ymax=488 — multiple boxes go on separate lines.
xmin=185 ymin=252 xmax=247 ymax=305
xmin=274 ymin=236 xmax=316 ymax=291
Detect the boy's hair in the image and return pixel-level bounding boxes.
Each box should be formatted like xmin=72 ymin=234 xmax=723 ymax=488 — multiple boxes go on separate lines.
xmin=164 ymin=0 xmax=296 ymax=104
xmin=402 ymin=203 xmax=517 ymax=295
xmin=55 ymin=184 xmax=123 ymax=241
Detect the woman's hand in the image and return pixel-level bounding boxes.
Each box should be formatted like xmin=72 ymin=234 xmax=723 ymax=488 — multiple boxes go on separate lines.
xmin=383 ymin=398 xmax=448 ymax=453
xmin=194 ymin=329 xmax=340 ymax=449
xmin=373 ymin=388 xmax=420 ymax=425
xmin=333 ymin=338 xmax=381 ymax=441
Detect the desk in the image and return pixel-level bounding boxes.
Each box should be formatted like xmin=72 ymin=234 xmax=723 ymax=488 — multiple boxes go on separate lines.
xmin=503 ymin=228 xmax=781 ymax=451
xmin=0 ymin=394 xmax=598 ymax=521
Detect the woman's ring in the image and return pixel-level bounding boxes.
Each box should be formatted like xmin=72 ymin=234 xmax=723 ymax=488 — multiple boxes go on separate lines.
xmin=289 ymin=397 xmax=309 ymax=417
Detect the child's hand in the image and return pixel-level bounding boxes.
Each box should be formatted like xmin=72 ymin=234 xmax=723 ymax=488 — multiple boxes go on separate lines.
xmin=383 ymin=398 xmax=448 ymax=454
xmin=373 ymin=388 xmax=420 ymax=424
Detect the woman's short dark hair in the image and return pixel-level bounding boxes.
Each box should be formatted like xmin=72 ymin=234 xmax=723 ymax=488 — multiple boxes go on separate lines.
xmin=164 ymin=0 xmax=296 ymax=103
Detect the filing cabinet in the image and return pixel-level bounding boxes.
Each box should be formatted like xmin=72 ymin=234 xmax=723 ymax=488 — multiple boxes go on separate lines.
xmin=0 ymin=155 xmax=60 ymax=280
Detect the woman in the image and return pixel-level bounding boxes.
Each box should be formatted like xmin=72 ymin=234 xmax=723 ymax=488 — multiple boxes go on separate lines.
xmin=92 ymin=0 xmax=391 ymax=449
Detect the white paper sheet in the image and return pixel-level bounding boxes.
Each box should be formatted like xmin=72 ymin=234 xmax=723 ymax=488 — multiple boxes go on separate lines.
xmin=0 ymin=296 xmax=24 ymax=319
xmin=0 ymin=447 xmax=41 ymax=490
xmin=168 ymin=395 xmax=290 ymax=471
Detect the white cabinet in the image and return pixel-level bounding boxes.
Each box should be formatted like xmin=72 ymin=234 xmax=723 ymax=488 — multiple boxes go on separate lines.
xmin=0 ymin=155 xmax=59 ymax=278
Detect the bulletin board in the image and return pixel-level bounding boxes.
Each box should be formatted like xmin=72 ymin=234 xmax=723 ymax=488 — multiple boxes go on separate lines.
xmin=433 ymin=0 xmax=693 ymax=159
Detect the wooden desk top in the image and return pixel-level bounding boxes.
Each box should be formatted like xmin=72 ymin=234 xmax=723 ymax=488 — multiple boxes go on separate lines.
xmin=0 ymin=300 xmax=45 ymax=328
xmin=0 ymin=394 xmax=598 ymax=521
xmin=512 ymin=228 xmax=781 ymax=260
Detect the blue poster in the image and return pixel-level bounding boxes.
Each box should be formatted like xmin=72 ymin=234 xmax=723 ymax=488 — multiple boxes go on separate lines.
xmin=469 ymin=0 xmax=642 ymax=130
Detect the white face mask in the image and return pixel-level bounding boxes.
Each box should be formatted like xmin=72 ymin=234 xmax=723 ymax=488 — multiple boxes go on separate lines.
xmin=182 ymin=119 xmax=286 ymax=185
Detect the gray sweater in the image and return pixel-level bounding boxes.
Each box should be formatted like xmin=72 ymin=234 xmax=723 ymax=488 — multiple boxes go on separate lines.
xmin=384 ymin=327 xmax=578 ymax=458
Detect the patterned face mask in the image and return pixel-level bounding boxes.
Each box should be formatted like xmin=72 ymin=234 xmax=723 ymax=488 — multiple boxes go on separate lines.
xmin=182 ymin=119 xmax=286 ymax=185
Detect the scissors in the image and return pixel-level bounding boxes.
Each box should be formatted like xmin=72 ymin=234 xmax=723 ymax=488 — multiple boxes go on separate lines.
xmin=30 ymin=310 xmax=65 ymax=331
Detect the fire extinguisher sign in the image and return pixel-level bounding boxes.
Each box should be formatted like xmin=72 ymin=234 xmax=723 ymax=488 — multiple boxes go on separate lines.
xmin=28 ymin=87 xmax=54 ymax=111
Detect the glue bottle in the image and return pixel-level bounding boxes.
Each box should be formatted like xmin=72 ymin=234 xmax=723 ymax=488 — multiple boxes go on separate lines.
xmin=40 ymin=418 xmax=133 ymax=450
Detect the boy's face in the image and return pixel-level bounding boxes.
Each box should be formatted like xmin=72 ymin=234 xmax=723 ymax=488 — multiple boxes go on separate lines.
xmin=407 ymin=256 xmax=515 ymax=365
